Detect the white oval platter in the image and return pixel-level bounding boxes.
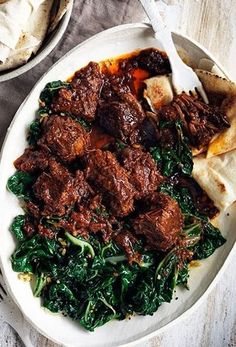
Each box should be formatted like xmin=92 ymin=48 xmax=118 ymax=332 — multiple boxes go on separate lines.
xmin=0 ymin=23 xmax=235 ymax=347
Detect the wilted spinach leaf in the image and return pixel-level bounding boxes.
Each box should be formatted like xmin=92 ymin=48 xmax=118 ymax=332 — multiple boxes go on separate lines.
xmin=176 ymin=262 xmax=189 ymax=288
xmin=151 ymin=120 xmax=193 ymax=176
xmin=11 ymin=234 xmax=59 ymax=273
xmin=193 ymin=222 xmax=226 ymax=259
xmin=10 ymin=215 xmax=26 ymax=242
xmin=27 ymin=119 xmax=42 ymax=145
xmin=40 ymin=80 xmax=70 ymax=107
xmin=7 ymin=171 xmax=36 ymax=200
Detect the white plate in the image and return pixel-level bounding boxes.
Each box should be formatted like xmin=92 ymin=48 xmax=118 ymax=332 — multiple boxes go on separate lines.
xmin=0 ymin=23 xmax=235 ymax=347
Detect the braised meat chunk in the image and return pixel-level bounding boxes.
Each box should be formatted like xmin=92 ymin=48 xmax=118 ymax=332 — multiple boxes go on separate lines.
xmin=114 ymin=230 xmax=141 ymax=264
xmin=74 ymin=170 xmax=94 ymax=205
xmin=14 ymin=147 xmax=51 ymax=173
xmin=33 ymin=160 xmax=81 ymax=216
xmin=159 ymin=93 xmax=230 ymax=148
xmin=119 ymin=48 xmax=171 ymax=76
xmin=133 ymin=193 xmax=183 ymax=252
xmin=85 ymin=149 xmax=135 ymax=217
xmin=120 ymin=147 xmax=164 ymax=199
xmin=137 ymin=116 xmax=160 ymax=147
xmin=99 ymin=92 xmax=145 ymax=141
xmin=100 ymin=74 xmax=131 ymax=102
xmin=58 ymin=205 xmax=113 ymax=242
xmin=38 ymin=115 xmax=89 ymax=162
xmin=51 ymin=62 xmax=103 ymax=121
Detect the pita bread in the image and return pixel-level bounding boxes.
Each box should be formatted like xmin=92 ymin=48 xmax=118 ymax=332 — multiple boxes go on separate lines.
xmin=0 ymin=0 xmax=53 ymax=71
xmin=48 ymin=0 xmax=71 ymax=34
xmin=0 ymin=0 xmax=71 ymax=72
xmin=143 ymin=75 xmax=174 ymax=111
xmin=0 ymin=0 xmax=40 ymax=52
xmin=0 ymin=33 xmax=41 ymax=71
xmin=193 ymin=149 xmax=236 ymax=210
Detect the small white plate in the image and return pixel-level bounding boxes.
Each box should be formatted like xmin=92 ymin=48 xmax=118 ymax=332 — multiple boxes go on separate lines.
xmin=0 ymin=23 xmax=235 ymax=347
xmin=0 ymin=0 xmax=73 ymax=83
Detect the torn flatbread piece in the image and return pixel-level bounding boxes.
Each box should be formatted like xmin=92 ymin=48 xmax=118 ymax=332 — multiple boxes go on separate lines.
xmin=196 ymin=70 xmax=236 ymax=158
xmin=193 ymin=149 xmax=236 ymax=210
xmin=144 ymin=75 xmax=173 ymax=111
xmin=0 ymin=0 xmax=71 ymax=72
xmin=0 ymin=0 xmax=53 ymax=71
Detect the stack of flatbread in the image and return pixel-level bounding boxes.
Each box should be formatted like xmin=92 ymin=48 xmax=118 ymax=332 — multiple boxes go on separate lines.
xmin=192 ymin=70 xmax=236 ymax=211
xmin=144 ymin=67 xmax=236 ymax=212
xmin=0 ymin=0 xmax=70 ymax=72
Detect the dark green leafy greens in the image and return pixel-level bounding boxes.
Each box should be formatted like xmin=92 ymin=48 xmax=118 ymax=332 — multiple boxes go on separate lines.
xmin=7 ymin=78 xmax=226 ymax=332
xmin=9 ymin=198 xmax=225 ymax=332
xmin=193 ymin=222 xmax=226 ymax=260
xmin=159 ymin=182 xmax=226 ymax=258
xmin=10 ymin=215 xmax=26 ymax=242
xmin=27 ymin=118 xmax=42 ymax=145
xmin=151 ymin=120 xmax=193 ymax=176
xmin=10 ymin=229 xmax=198 ymax=331
xmin=7 ymin=171 xmax=36 ymax=201
xmin=39 ymin=80 xmax=70 ymax=108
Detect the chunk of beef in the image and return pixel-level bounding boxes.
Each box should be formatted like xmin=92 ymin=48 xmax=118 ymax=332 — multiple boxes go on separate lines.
xmin=127 ymin=113 xmax=160 ymax=147
xmin=159 ymin=93 xmax=230 ymax=148
xmin=133 ymin=193 xmax=183 ymax=252
xmin=25 ymin=201 xmax=41 ymax=219
xmin=120 ymin=147 xmax=164 ymax=199
xmin=100 ymin=73 xmax=131 ymax=102
xmin=33 ymin=160 xmax=81 ymax=216
xmin=38 ymin=115 xmax=89 ymax=162
xmin=119 ymin=48 xmax=171 ymax=76
xmin=38 ymin=224 xmax=55 ymax=239
xmin=99 ymin=92 xmax=145 ymax=141
xmin=14 ymin=148 xmax=51 ymax=173
xmin=58 ymin=204 xmax=113 ymax=242
xmin=85 ymin=149 xmax=135 ymax=217
xmin=137 ymin=116 xmax=160 ymax=147
xmin=51 ymin=62 xmax=103 ymax=121
xmin=159 ymin=127 xmax=177 ymax=149
xmin=74 ymin=170 xmax=95 ymax=206
xmin=114 ymin=230 xmax=141 ymax=264
xmin=88 ymin=126 xmax=115 ymax=150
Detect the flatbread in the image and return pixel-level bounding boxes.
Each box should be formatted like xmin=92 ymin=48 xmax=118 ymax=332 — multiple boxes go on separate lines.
xmin=196 ymin=70 xmax=236 ymax=158
xmin=143 ymin=75 xmax=174 ymax=111
xmin=0 ymin=0 xmax=53 ymax=72
xmin=143 ymin=69 xmax=236 ymax=211
xmin=48 ymin=0 xmax=71 ymax=33
xmin=193 ymin=149 xmax=236 ymax=210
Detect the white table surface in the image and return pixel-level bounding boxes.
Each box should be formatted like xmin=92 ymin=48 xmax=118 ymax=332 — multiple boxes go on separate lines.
xmin=0 ymin=0 xmax=235 ymax=346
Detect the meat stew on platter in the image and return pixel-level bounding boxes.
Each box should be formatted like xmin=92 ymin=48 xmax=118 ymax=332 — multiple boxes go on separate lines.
xmin=7 ymin=48 xmax=227 ymax=331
